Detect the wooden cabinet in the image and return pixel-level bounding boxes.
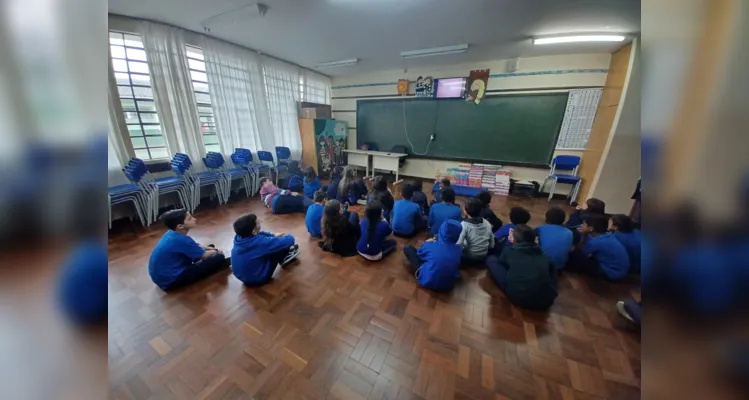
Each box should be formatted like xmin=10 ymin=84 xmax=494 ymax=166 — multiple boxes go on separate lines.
xmin=298 ymin=119 xmax=349 ymax=179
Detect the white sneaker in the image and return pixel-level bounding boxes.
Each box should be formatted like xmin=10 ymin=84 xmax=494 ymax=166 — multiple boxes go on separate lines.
xmin=356 ymin=199 xmax=367 ymax=205
xmin=616 ymin=301 xmax=634 ymax=322
xmin=281 ymin=246 xmax=300 ymax=266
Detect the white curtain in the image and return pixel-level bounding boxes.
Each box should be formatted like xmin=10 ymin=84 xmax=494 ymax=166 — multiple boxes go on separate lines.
xmin=108 ymin=49 xmax=132 ymax=186
xmin=261 ymin=56 xmax=303 ymax=159
xmin=202 ymin=37 xmax=272 ymax=156
xmin=302 ymin=70 xmax=332 ymax=105
xmin=139 ymin=22 xmax=205 ymax=164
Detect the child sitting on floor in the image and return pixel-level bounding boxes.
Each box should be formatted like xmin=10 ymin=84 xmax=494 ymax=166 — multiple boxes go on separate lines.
xmin=476 ymin=190 xmax=503 ymax=233
xmin=410 ymin=180 xmax=430 ymax=215
xmin=494 ymin=206 xmax=531 ymax=251
xmin=260 ymin=177 xmax=313 ymax=214
xmin=231 ymin=213 xmax=300 ymax=286
xmin=485 ymin=224 xmax=558 ymax=310
xmin=535 ymin=206 xmax=574 ymax=270
xmin=303 ymin=166 xmax=321 ymax=199
xmin=428 ymin=187 xmax=462 ymax=237
xmin=458 ymin=198 xmax=495 ymax=265
xmin=319 ymin=199 xmax=361 ymax=257
xmin=403 ymin=220 xmax=463 ymax=291
xmin=568 ymin=213 xmax=630 ymax=280
xmin=391 ymin=184 xmax=426 ymax=237
xmin=148 ymin=209 xmax=228 ymax=291
xmin=430 ymin=178 xmax=451 ymax=206
xmin=305 ymin=190 xmax=326 ymax=238
xmin=566 ymin=198 xmax=606 ymax=228
xmin=326 ymin=166 xmax=344 ymax=201
xmin=369 ymin=176 xmax=394 ymax=221
xmin=338 ymin=166 xmax=368 ymax=205
xmin=357 ymin=201 xmax=397 ymax=261
xmin=609 ymin=214 xmax=642 ymax=274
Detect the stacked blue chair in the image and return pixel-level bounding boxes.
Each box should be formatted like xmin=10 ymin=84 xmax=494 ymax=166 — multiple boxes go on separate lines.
xmin=176 ymin=153 xmax=225 ymax=208
xmin=124 ymin=158 xmax=158 ymax=223
xmin=275 ymin=146 xmax=291 ymax=174
xmin=230 ymin=149 xmax=258 ymax=195
xmin=257 ymin=150 xmax=282 ymax=185
xmin=541 ymin=155 xmax=582 ymax=204
xmin=240 ymin=148 xmax=271 ymax=190
xmin=208 ymin=151 xmax=252 ymax=198
xmin=150 ymin=155 xmax=194 ymax=214
xmin=109 ymin=163 xmax=149 ymax=228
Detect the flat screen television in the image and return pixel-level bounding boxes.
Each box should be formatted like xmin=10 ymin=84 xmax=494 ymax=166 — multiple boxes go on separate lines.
xmin=433 ymin=77 xmax=467 ymax=98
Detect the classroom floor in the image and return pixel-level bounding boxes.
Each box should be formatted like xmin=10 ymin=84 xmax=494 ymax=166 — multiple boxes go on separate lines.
xmin=108 ymin=193 xmax=642 ymax=400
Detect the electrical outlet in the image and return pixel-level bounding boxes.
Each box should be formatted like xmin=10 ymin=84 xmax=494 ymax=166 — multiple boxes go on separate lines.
xmin=430 ymin=133 xmax=436 ymax=140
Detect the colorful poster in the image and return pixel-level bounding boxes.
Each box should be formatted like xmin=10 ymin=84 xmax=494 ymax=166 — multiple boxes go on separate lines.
xmin=397 ymin=79 xmax=409 ymax=96
xmin=414 ymin=76 xmax=434 ymax=97
xmin=314 ymin=119 xmax=348 ymax=178
xmin=466 ymin=69 xmax=489 ymax=104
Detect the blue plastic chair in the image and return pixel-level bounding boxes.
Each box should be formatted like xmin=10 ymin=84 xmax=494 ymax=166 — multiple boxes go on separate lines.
xmin=231 ymin=149 xmax=258 ymax=195
xmin=275 ymin=146 xmax=291 ymax=172
xmin=541 ymin=155 xmax=582 ymax=204
xmin=257 ymin=150 xmax=281 ymax=185
xmin=109 ymin=165 xmax=149 ymax=228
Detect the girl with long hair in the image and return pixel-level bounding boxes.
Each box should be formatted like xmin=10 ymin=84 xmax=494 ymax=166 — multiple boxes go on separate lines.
xmin=369 ymin=175 xmax=394 ymax=220
xmin=302 ymin=166 xmax=321 ymax=199
xmin=338 ymin=166 xmax=367 ymax=205
xmin=319 ymin=200 xmax=360 ymax=257
xmin=356 ymin=201 xmax=397 ymax=261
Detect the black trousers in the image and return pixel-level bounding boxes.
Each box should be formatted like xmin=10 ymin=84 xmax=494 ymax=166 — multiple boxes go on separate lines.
xmin=403 ymin=245 xmax=423 ymax=273
xmin=166 ymin=253 xmax=229 ymax=291
xmin=273 ymin=195 xmax=313 ymax=214
xmin=566 ymin=248 xmax=606 ymax=278
xmin=246 ymin=247 xmax=293 ymax=287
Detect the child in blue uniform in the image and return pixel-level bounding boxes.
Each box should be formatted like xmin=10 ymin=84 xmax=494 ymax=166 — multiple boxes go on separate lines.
xmin=357 ymin=201 xmax=397 ymax=261
xmin=494 ymin=207 xmax=531 ymax=253
xmin=535 ymin=206 xmax=574 ymax=270
xmin=326 ymin=166 xmax=343 ymax=201
xmin=231 ymin=214 xmax=300 ymax=286
xmin=430 ymin=178 xmax=451 ymax=206
xmin=148 ymin=209 xmax=228 ymax=291
xmin=305 ymin=190 xmax=326 ymax=238
xmin=410 ymin=180 xmax=430 ymax=215
xmin=568 ymin=213 xmax=630 ymax=280
xmin=609 ymin=214 xmax=642 ymax=274
xmin=403 ymin=220 xmax=463 ymax=291
xmin=391 ymin=184 xmax=426 ymax=237
xmin=428 ymin=187 xmax=462 ymax=237
xmin=303 ymin=166 xmax=321 ymax=199
xmin=476 ymin=190 xmax=502 ymax=233
xmin=369 ymin=176 xmax=394 ymax=221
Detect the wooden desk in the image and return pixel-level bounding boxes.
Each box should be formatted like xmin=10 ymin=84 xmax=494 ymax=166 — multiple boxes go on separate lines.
xmin=344 ymin=150 xmax=407 ymax=181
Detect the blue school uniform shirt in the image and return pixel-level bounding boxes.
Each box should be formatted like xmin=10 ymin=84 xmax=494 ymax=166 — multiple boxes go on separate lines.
xmin=303 ymin=177 xmax=321 ymax=199
xmin=494 ymin=223 xmax=514 ymax=249
xmin=231 ymin=232 xmax=295 ymax=286
xmin=305 ymin=203 xmax=324 ymax=237
xmin=582 ymin=233 xmax=630 ymax=280
xmin=411 ymin=191 xmax=429 ymax=214
xmin=416 ymin=220 xmax=463 ymax=291
xmin=391 ymin=199 xmax=422 ymax=236
xmin=427 ymin=202 xmax=462 ymax=236
xmin=148 ymin=230 xmax=206 ymax=290
xmin=357 ymin=219 xmax=392 ymax=256
xmin=536 ymin=224 xmax=573 ymax=270
xmin=612 ymin=230 xmax=642 ymax=273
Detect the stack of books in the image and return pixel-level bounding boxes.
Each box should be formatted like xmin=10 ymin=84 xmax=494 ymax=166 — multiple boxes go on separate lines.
xmin=468 ymin=165 xmax=484 ymax=188
xmin=455 ymin=164 xmax=471 ymax=186
xmin=493 ymin=169 xmax=511 ymax=195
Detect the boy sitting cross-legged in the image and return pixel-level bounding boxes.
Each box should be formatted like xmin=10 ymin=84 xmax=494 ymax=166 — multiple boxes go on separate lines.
xmin=231 ymin=213 xmax=300 ymax=286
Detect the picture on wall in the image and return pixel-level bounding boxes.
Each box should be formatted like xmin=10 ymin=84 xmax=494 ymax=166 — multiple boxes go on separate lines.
xmin=466 ymin=69 xmax=489 ymax=104
xmin=313 ymin=119 xmax=349 ymax=178
xmin=397 ymin=79 xmax=409 ymax=96
xmin=414 ymin=76 xmax=434 ymax=97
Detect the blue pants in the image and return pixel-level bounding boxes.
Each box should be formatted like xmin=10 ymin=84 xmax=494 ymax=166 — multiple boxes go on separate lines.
xmin=485 ymin=255 xmax=507 ymax=291
xmin=273 ymin=195 xmax=313 ymax=214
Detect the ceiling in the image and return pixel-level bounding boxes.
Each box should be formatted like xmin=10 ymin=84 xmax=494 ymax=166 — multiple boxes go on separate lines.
xmin=108 ymin=0 xmax=641 ymax=76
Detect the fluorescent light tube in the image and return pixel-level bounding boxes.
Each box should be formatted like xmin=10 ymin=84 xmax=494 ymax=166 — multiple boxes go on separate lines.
xmin=400 ymin=44 xmax=469 ymax=59
xmin=315 ymin=58 xmax=358 ymax=68
xmin=533 ymin=35 xmax=626 ymax=45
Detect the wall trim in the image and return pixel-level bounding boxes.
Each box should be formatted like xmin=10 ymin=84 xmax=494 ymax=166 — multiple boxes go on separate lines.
xmin=332 ymin=85 xmax=602 ymax=100
xmin=331 ymin=68 xmax=609 ymax=89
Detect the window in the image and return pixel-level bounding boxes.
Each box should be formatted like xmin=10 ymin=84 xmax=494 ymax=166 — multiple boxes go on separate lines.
xmin=186 ymin=45 xmax=220 ymax=153
xmin=109 ymin=31 xmax=169 ymax=160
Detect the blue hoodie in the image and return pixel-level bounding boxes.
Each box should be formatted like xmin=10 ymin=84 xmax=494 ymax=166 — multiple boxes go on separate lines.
xmin=303 ymin=177 xmax=321 ymax=199
xmin=231 ymin=232 xmax=295 ymax=286
xmin=416 ymin=220 xmax=463 ymax=291
xmin=326 ymin=177 xmax=341 ymax=201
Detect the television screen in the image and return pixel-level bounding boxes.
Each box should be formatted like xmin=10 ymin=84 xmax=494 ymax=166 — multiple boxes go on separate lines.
xmin=434 ymin=78 xmax=467 ymax=98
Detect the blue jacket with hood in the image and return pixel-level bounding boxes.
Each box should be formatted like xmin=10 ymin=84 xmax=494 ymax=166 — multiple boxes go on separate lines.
xmin=415 ymin=219 xmax=463 ymax=291
xmin=231 ymin=232 xmax=295 ymax=285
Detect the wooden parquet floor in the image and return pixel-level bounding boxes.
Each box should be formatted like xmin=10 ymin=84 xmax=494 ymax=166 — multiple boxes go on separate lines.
xmin=109 ymin=194 xmax=641 ymax=400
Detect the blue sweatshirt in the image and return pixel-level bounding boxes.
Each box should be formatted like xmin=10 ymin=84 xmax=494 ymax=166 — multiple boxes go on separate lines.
xmin=612 ymin=230 xmax=642 ymax=273
xmin=494 ymin=223 xmax=514 ymax=249
xmin=231 ymin=232 xmax=295 ymax=286
xmin=582 ymin=233 xmax=630 ymax=280
xmin=391 ymin=199 xmax=422 ymax=236
xmin=535 ymin=224 xmax=573 ymax=270
xmin=326 ymin=177 xmax=341 ymax=201
xmin=416 ymin=220 xmax=463 ymax=291
xmin=357 ymin=219 xmax=392 ymax=256
xmin=427 ymin=202 xmax=462 ymax=236
xmin=305 ymin=203 xmax=324 ymax=237
xmin=303 ymin=177 xmax=321 ymax=199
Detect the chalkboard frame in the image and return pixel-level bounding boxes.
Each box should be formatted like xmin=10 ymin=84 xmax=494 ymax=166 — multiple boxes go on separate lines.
xmin=355 ymin=93 xmax=569 ymax=168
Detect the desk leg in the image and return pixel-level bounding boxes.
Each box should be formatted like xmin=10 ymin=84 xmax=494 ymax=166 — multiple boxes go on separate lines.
xmin=395 ymin=167 xmax=399 ymax=182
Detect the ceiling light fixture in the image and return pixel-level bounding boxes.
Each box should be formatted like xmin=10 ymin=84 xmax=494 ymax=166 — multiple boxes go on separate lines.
xmin=533 ymin=35 xmax=626 ymax=45
xmin=400 ymin=44 xmax=469 ymax=59
xmin=315 ymin=58 xmax=359 ymax=68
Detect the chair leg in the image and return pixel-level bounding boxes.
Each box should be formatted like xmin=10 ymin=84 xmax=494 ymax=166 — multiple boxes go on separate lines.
xmin=548 ymin=179 xmax=557 ymax=201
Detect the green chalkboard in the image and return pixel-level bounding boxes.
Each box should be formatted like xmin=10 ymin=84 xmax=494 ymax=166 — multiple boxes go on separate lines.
xmin=356 ymin=93 xmax=569 ymax=166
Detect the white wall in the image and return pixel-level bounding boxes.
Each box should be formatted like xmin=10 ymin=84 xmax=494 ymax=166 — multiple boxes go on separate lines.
xmin=331 ymin=54 xmax=611 ymax=182
xmin=589 ymin=40 xmax=641 ymax=214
